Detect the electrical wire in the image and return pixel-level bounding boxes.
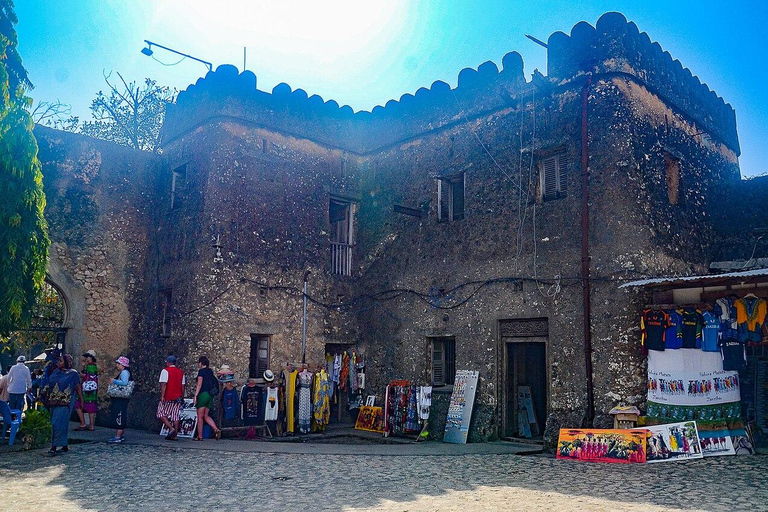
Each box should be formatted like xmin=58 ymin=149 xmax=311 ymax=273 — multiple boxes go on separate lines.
xmin=151 ymin=55 xmax=187 ymax=67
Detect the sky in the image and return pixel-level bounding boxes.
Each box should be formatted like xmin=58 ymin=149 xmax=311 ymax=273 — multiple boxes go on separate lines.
xmin=14 ymin=0 xmax=767 ymax=176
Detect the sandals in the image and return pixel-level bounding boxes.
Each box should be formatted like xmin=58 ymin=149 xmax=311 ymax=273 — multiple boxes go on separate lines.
xmin=214 ymin=429 xmax=222 ymax=440
xmin=74 ymin=426 xmax=88 ymax=431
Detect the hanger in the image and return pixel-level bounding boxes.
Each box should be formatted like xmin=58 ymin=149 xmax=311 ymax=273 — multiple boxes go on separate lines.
xmin=744 ymin=292 xmax=758 ymax=299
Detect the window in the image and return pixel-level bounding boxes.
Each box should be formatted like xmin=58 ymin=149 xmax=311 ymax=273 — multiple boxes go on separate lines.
xmin=430 ymin=337 xmax=456 ymax=386
xmin=329 ymin=197 xmax=356 ymax=276
xmin=437 ymin=173 xmax=465 ymax=222
xmin=249 ymin=334 xmax=271 ymax=379
xmin=540 ymin=153 xmax=567 ymax=201
xmin=664 ymin=152 xmax=681 ymax=205
xmin=159 ymin=290 xmax=172 ymax=337
xmin=170 ymin=164 xmax=187 ymax=210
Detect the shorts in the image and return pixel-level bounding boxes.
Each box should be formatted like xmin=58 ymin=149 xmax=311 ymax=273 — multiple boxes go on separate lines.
xmin=156 ymin=400 xmax=182 ymax=422
xmin=196 ymin=391 xmax=212 ymax=409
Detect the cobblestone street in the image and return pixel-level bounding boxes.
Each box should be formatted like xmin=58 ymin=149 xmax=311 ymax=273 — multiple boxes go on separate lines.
xmin=1 ymin=437 xmax=766 ymax=511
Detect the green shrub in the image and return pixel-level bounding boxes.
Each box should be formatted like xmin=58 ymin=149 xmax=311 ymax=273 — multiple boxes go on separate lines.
xmin=18 ymin=409 xmax=51 ymax=449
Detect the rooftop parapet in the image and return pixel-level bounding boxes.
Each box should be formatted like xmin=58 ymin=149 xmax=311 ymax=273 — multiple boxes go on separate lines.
xmin=548 ymin=12 xmax=739 ymax=154
xmin=162 ymin=53 xmax=526 ymax=153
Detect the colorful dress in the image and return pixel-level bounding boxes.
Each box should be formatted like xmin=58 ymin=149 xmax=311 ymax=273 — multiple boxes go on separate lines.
xmin=298 ymin=370 xmax=313 ymax=433
xmin=79 ymin=363 xmax=98 ymax=414
xmin=285 ymin=369 xmax=298 ymax=433
xmin=313 ymin=369 xmax=331 ymax=429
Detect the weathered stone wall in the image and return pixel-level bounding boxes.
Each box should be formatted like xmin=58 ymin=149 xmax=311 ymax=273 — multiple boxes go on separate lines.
xmin=34 ymin=126 xmax=159 ymax=420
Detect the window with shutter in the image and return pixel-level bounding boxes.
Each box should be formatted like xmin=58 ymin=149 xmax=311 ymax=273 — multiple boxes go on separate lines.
xmin=430 ymin=337 xmax=456 ymax=386
xmin=249 ymin=334 xmax=271 ymax=379
xmin=171 ymin=164 xmax=187 ymax=210
xmin=540 ymin=153 xmax=567 ymax=201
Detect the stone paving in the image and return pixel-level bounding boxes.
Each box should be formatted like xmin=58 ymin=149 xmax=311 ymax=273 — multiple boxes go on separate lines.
xmin=1 ymin=434 xmax=767 ymax=511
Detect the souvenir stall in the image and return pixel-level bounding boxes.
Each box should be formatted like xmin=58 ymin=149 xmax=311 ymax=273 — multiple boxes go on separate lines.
xmin=383 ymin=380 xmax=433 ymax=439
xmin=624 ymin=269 xmax=768 ymax=456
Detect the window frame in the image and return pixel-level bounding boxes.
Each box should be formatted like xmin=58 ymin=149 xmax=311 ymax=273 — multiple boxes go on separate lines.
xmin=430 ymin=336 xmax=456 ymax=386
xmin=539 ymin=153 xmax=568 ymax=201
xmin=249 ymin=334 xmax=272 ymax=379
xmin=437 ymin=173 xmax=465 ymax=222
xmin=170 ymin=164 xmax=187 ymax=210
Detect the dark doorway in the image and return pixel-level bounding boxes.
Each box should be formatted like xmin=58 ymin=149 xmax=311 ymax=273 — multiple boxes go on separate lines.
xmin=248 ymin=334 xmax=271 ymax=379
xmin=505 ymin=339 xmax=547 ymax=439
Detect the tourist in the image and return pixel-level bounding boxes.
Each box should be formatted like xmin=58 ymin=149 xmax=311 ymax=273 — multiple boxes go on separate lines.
xmin=6 ymin=355 xmax=31 ymax=411
xmin=157 ymin=355 xmax=185 ymax=440
xmin=106 ymin=356 xmax=132 ymax=443
xmin=193 ymin=355 xmax=221 ymax=440
xmin=43 ymin=354 xmax=83 ymax=456
xmin=75 ymin=350 xmax=98 ymax=431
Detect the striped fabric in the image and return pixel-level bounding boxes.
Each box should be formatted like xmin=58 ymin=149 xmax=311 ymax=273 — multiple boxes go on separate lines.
xmin=156 ymin=400 xmax=182 ymax=421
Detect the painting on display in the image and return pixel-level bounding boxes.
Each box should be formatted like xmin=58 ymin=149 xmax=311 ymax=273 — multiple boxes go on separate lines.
xmin=646 ymin=421 xmax=703 ymax=463
xmin=556 ymin=429 xmax=647 ymax=463
xmin=159 ymin=398 xmax=197 ymax=439
xmin=443 ymin=370 xmax=479 ymax=444
xmin=355 ymin=405 xmax=385 ymax=433
xmin=647 ymin=370 xmax=741 ymax=406
xmin=700 ymin=434 xmax=736 ymax=457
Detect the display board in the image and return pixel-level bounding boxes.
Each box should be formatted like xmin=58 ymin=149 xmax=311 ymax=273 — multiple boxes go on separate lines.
xmin=646 ymin=421 xmax=703 ymax=463
xmin=516 ymin=386 xmax=538 ymax=437
xmin=159 ymin=398 xmax=197 ymax=439
xmin=443 ymin=370 xmax=479 ymax=444
xmin=556 ymin=428 xmax=647 ymax=463
xmin=355 ymin=405 xmax=385 ymax=433
xmin=647 ymin=370 xmax=740 ymax=406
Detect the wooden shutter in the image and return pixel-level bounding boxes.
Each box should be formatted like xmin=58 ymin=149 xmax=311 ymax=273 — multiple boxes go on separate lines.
xmin=432 ymin=340 xmax=445 ymax=386
xmin=557 ymin=155 xmax=567 ymax=197
xmin=542 ymin=156 xmax=558 ymax=200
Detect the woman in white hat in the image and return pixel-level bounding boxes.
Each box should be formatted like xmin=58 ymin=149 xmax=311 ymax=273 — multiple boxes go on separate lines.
xmin=106 ymin=356 xmax=132 ymax=443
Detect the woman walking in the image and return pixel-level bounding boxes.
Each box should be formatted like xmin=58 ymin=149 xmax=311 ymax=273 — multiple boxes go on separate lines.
xmin=75 ymin=350 xmax=98 ymax=431
xmin=43 ymin=354 xmax=83 ymax=455
xmin=107 ymin=356 xmax=132 ymax=443
xmin=193 ymin=356 xmax=221 ymax=440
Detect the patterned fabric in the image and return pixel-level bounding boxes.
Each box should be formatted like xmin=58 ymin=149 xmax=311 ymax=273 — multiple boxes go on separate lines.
xmin=43 ymin=368 xmax=80 ymax=407
xmin=386 ymin=384 xmax=421 ymax=435
xmin=339 ymin=353 xmax=350 ymax=392
xmin=646 ymin=400 xmax=746 ymax=438
xmin=313 ymin=370 xmax=331 ymax=427
xmin=156 ymin=399 xmax=182 ymax=422
xmin=298 ymin=370 xmax=313 ymax=433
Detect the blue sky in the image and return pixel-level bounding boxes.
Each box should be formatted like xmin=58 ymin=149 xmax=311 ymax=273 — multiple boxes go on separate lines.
xmin=15 ymin=0 xmax=767 ymax=176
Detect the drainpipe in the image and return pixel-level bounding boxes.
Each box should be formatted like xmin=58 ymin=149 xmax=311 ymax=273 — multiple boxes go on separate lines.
xmin=581 ymin=74 xmax=595 ymax=427
xmin=301 ymin=270 xmax=311 ymax=364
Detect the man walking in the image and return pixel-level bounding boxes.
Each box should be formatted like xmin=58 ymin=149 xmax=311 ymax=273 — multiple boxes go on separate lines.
xmin=7 ymin=356 xmax=31 ymax=411
xmin=157 ymin=355 xmax=185 ymax=440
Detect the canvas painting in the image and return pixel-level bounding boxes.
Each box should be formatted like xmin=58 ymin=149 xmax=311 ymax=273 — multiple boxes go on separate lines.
xmin=646 ymin=421 xmax=703 ymax=463
xmin=557 ymin=429 xmax=647 ymax=463
xmin=159 ymin=398 xmax=198 ymax=438
xmin=355 ymin=405 xmax=385 ymax=433
xmin=700 ymin=434 xmax=736 ymax=457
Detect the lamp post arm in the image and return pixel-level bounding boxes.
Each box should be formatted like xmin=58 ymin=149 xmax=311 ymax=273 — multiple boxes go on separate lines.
xmin=144 ymin=40 xmax=213 ymax=72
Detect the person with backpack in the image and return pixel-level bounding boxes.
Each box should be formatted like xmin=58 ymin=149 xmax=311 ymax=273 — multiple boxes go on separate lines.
xmin=193 ymin=355 xmax=221 ymax=440
xmin=106 ymin=356 xmax=132 ymax=443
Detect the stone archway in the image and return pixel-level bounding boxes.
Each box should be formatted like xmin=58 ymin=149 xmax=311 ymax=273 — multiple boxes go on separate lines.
xmin=45 ymin=257 xmax=86 ymax=357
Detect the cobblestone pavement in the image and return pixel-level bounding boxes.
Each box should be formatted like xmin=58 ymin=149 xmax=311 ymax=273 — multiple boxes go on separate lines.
xmin=1 ymin=441 xmax=766 ymax=511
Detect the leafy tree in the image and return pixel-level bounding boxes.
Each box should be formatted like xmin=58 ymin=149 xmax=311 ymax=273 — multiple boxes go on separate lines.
xmin=75 ymin=72 xmax=175 ymax=152
xmin=0 ymin=0 xmax=50 ymax=335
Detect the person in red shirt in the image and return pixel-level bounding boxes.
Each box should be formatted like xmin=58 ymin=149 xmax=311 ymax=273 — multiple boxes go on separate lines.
xmin=156 ymin=355 xmax=185 ymax=440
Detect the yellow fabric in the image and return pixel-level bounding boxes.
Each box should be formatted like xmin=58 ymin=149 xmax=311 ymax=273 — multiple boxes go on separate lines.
xmin=286 ymin=369 xmax=298 ymax=433
xmin=735 ymin=298 xmax=767 ymax=332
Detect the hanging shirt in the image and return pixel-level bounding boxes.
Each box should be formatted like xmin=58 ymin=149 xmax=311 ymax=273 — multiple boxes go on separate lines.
xmin=265 ymin=386 xmax=279 ymax=421
xmin=664 ymin=310 xmax=683 ymax=349
xmin=719 ymin=338 xmax=746 ymax=371
xmin=221 ymin=387 xmax=240 ymax=420
xmin=417 ymin=386 xmax=432 ymax=420
xmin=241 ymin=384 xmax=262 ymax=425
xmin=735 ymin=297 xmax=767 ymax=344
xmin=678 ymin=309 xmax=703 ymax=349
xmin=715 ymin=297 xmax=738 ymax=339
xmin=641 ymin=309 xmax=668 ymax=351
xmin=701 ymin=310 xmax=721 ymax=352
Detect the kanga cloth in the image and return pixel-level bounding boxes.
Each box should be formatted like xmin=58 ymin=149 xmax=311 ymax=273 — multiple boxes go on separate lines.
xmin=45 ymin=368 xmax=80 ymax=447
xmin=298 ymin=370 xmax=313 ymax=433
xmin=79 ymin=363 xmax=99 ymax=413
xmin=313 ymin=369 xmax=331 ymax=427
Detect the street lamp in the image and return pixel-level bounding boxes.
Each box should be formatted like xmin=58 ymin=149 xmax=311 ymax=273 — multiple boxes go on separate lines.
xmin=141 ymin=40 xmax=213 ymax=72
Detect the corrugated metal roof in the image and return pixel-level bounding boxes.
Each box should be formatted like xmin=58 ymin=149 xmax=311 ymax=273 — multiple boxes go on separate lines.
xmin=619 ymin=268 xmax=768 ymax=289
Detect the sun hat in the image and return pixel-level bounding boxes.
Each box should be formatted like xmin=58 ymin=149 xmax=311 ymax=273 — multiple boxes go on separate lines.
xmin=83 ymin=349 xmax=97 ymax=358
xmin=263 ymin=369 xmax=275 ymax=382
xmin=16 ymin=355 xmax=26 ymax=363
xmin=116 ymin=356 xmax=130 ymax=367
xmin=218 ymin=374 xmax=235 ymax=383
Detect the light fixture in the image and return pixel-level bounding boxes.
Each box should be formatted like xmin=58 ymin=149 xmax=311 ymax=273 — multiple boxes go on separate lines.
xmin=140 ymin=39 xmax=213 ymax=72
xmin=141 ymin=45 xmax=153 ymax=57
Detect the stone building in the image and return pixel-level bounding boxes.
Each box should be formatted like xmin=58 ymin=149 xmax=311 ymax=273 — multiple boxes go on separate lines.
xmin=32 ymin=12 xmax=765 ymax=439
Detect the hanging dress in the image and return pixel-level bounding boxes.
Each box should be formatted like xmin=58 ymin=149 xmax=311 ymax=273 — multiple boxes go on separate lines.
xmin=298 ymin=370 xmax=313 ymax=433
xmin=285 ymin=369 xmax=298 ymax=433
xmin=265 ymin=386 xmax=279 ymax=421
xmin=313 ymin=369 xmax=331 ymax=429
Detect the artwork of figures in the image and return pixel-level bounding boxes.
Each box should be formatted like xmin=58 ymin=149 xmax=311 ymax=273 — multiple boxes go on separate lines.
xmin=646 ymin=421 xmax=703 ymax=463
xmin=159 ymin=399 xmax=197 ymax=439
xmin=556 ymin=429 xmax=647 ymax=463
xmin=355 ymin=405 xmax=385 ymax=433
xmin=700 ymin=434 xmax=736 ymax=457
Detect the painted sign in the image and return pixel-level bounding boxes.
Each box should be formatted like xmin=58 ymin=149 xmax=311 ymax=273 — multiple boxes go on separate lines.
xmin=443 ymin=370 xmax=479 ymax=444
xmin=556 ymin=429 xmax=648 ymax=463
xmin=646 ymin=421 xmax=703 ymax=463
xmin=159 ymin=398 xmax=197 ymax=439
xmin=355 ymin=405 xmax=385 ymax=433
xmin=647 ymin=370 xmax=740 ymax=406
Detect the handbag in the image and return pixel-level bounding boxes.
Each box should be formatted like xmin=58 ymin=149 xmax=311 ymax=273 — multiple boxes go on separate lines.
xmin=107 ymin=380 xmax=135 ymax=399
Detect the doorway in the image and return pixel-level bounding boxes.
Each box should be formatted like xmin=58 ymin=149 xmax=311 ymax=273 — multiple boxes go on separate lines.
xmin=503 ymin=337 xmax=547 ymax=439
